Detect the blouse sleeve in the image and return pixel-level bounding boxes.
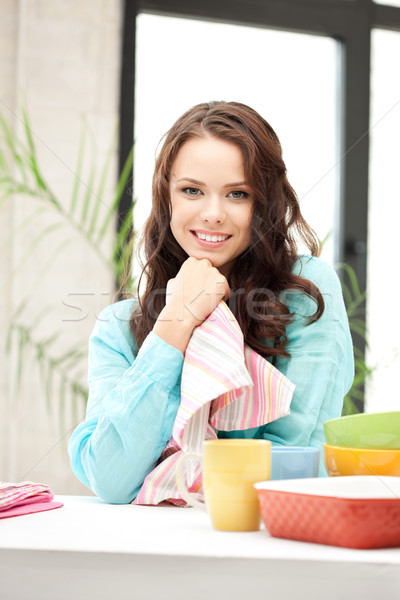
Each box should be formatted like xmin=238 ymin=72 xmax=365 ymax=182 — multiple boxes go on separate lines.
xmin=258 ymin=257 xmax=354 ymax=475
xmin=68 ymin=300 xmax=184 ymax=503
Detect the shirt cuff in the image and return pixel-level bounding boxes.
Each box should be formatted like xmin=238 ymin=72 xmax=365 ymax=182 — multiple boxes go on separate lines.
xmin=135 ymin=331 xmax=184 ymax=389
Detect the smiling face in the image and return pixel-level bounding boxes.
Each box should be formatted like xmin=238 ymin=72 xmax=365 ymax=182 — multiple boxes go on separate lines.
xmin=169 ymin=135 xmax=253 ymax=277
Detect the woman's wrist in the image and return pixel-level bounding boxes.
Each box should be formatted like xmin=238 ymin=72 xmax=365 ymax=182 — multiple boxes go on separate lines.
xmin=153 ymin=304 xmax=197 ymax=353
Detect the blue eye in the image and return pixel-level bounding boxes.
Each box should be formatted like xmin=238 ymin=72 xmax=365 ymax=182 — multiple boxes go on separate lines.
xmin=182 ymin=187 xmax=201 ymax=196
xmin=229 ymin=190 xmax=249 ymax=200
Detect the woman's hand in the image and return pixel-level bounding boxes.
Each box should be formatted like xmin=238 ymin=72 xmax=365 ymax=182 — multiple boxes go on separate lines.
xmin=153 ymin=257 xmax=230 ymax=353
xmin=166 ymin=257 xmax=230 ymax=324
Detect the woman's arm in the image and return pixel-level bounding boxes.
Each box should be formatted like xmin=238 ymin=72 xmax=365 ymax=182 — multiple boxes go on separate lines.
xmin=68 ymin=300 xmax=184 ymax=504
xmin=258 ymin=257 xmax=354 ymax=474
xmin=69 ymin=257 xmax=229 ymax=503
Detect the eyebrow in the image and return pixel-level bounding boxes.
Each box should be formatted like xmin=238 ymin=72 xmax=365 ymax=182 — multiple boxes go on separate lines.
xmin=176 ymin=177 xmax=249 ymax=187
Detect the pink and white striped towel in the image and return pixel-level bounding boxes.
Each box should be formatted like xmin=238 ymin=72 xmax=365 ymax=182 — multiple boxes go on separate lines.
xmin=0 ymin=481 xmax=63 ymax=519
xmin=133 ymin=301 xmax=295 ymax=506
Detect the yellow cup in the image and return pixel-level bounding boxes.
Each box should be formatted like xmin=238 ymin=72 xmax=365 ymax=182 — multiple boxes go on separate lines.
xmin=176 ymin=439 xmax=271 ymax=531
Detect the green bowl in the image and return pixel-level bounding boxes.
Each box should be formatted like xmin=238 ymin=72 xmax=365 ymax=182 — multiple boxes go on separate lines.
xmin=324 ymin=412 xmax=400 ymax=449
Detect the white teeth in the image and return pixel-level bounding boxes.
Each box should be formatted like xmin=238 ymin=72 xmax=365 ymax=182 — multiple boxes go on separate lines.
xmin=195 ymin=232 xmax=229 ymax=242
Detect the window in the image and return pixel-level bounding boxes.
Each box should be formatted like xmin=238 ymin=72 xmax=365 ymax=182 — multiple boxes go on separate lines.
xmin=374 ymin=0 xmax=400 ymax=7
xmin=134 ymin=14 xmax=338 ymax=267
xmin=366 ymin=28 xmax=400 ymax=412
xmin=121 ymin=0 xmax=400 ymax=413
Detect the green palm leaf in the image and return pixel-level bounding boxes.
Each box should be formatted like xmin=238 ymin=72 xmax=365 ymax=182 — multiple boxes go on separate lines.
xmin=1 ymin=107 xmax=135 ymax=421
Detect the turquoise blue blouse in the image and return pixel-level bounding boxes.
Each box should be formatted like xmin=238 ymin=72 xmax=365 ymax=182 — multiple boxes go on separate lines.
xmin=69 ymin=256 xmax=354 ymax=504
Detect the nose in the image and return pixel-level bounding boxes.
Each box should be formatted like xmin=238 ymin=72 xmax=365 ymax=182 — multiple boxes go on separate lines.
xmin=200 ymin=196 xmax=226 ymax=224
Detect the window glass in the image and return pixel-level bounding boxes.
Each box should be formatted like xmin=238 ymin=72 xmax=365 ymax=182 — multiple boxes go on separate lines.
xmin=134 ymin=14 xmax=339 ymax=274
xmin=366 ymin=28 xmax=400 ymax=412
xmin=374 ymin=0 xmax=400 ymax=7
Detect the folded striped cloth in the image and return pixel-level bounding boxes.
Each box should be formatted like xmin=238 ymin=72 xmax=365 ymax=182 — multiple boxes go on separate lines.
xmin=133 ymin=301 xmax=295 ymax=506
xmin=0 ymin=481 xmax=63 ymax=519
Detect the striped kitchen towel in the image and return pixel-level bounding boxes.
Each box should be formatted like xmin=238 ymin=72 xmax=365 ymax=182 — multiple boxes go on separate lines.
xmin=0 ymin=481 xmax=63 ymax=519
xmin=133 ymin=301 xmax=295 ymax=506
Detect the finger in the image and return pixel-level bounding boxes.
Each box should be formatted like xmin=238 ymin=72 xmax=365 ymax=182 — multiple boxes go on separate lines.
xmin=215 ymin=278 xmax=230 ymax=301
xmin=222 ymin=284 xmax=230 ymax=302
xmin=200 ymin=257 xmax=213 ymax=268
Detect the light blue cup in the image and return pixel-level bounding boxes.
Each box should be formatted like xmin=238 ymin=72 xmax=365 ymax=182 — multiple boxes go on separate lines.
xmin=270 ymin=446 xmax=320 ymax=480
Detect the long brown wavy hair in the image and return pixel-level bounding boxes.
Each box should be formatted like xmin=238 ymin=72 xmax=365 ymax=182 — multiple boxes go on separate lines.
xmin=130 ymin=101 xmax=324 ymax=359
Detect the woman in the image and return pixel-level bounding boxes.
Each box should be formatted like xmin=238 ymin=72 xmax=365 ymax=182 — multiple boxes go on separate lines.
xmin=69 ymin=101 xmax=354 ymax=504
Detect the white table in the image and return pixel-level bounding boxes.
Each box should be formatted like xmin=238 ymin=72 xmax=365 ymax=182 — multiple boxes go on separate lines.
xmin=1 ymin=495 xmax=400 ymax=600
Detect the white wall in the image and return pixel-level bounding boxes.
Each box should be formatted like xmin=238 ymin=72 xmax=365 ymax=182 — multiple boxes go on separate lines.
xmin=0 ymin=0 xmax=19 ymax=482
xmin=0 ymin=0 xmax=123 ymax=494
